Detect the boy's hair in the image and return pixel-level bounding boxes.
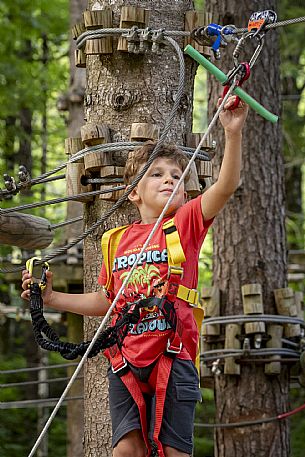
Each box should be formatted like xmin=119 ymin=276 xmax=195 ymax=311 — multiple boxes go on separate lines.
xmin=124 ymin=142 xmax=190 ymax=185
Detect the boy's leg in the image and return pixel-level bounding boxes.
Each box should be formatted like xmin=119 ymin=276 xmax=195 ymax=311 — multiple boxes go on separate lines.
xmin=113 ymin=430 xmax=146 ymax=457
xmin=163 ymin=446 xmax=190 ymax=457
xmin=108 ymin=366 xmax=147 ymax=456
xmin=153 ymin=358 xmax=201 ymax=456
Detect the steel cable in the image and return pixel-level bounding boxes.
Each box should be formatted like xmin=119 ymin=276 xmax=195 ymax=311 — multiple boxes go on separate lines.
xmin=0 ymin=186 xmax=126 ymax=214
xmin=194 ymin=402 xmax=305 ymax=429
xmin=75 ymin=16 xmax=305 ymax=50
xmin=202 ymin=314 xmax=305 ymax=327
xmin=50 ymin=216 xmax=84 ymax=230
xmin=201 ymin=348 xmax=301 ymax=363
xmin=0 ymin=143 xmax=209 ymax=201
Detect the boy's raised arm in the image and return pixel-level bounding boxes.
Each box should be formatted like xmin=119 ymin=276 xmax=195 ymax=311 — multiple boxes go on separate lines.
xmin=201 ymin=95 xmax=248 ymax=221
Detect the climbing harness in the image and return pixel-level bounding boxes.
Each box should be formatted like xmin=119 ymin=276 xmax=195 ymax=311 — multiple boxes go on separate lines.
xmin=26 ymin=217 xmax=203 ymax=361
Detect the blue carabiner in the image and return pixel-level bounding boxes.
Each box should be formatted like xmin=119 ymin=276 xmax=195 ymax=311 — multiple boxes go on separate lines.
xmin=206 ymin=24 xmax=236 ymax=59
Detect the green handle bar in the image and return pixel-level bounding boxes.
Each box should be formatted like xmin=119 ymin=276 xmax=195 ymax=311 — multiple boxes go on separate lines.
xmin=184 ymin=45 xmax=278 ymax=123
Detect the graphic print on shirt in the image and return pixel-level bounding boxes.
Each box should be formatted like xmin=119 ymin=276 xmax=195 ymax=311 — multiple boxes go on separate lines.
xmin=120 ymin=264 xmax=160 ymax=296
xmin=115 ymin=246 xmax=171 ymax=336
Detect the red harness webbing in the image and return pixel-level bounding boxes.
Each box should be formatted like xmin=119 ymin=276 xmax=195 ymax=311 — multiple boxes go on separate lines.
xmin=109 ymin=323 xmax=183 ymax=456
xmin=114 ymin=353 xmax=174 ymax=457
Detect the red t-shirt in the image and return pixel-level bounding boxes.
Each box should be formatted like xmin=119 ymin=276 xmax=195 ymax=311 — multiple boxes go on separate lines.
xmin=98 ymin=195 xmax=213 ymax=367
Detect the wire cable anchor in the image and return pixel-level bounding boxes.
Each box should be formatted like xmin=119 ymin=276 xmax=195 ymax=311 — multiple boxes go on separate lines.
xmin=190 ymin=23 xmax=238 ymax=59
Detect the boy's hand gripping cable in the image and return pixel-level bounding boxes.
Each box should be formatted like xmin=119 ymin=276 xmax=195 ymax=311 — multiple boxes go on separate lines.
xmin=185 ymin=45 xmax=278 ymax=123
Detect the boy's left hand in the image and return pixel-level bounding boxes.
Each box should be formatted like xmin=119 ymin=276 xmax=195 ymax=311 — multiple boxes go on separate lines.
xmin=218 ymin=96 xmax=249 ymax=134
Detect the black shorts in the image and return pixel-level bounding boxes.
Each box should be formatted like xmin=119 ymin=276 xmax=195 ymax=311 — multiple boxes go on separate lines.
xmin=108 ymin=358 xmax=201 ymax=455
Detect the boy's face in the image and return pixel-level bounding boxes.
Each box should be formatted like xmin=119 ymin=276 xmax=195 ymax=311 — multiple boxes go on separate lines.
xmin=128 ymin=157 xmax=186 ymax=222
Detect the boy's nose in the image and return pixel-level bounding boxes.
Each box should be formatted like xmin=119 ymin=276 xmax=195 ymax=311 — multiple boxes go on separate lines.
xmin=164 ymin=174 xmax=173 ymax=183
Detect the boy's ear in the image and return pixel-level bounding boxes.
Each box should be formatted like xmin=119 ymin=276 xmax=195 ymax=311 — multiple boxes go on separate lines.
xmin=127 ymin=185 xmax=140 ymax=203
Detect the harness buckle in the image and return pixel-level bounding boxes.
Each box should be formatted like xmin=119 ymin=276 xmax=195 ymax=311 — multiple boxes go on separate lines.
xmin=166 ymin=338 xmax=182 ymax=354
xmin=186 ymin=289 xmax=200 ymax=307
xmin=111 ymin=356 xmax=128 ymax=374
xmin=167 ymin=266 xmax=184 ymax=279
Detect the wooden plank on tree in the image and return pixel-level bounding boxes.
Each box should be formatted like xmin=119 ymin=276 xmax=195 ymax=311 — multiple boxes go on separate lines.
xmin=184 ymin=10 xmax=213 ymax=57
xmin=0 ymin=212 xmax=54 ymax=249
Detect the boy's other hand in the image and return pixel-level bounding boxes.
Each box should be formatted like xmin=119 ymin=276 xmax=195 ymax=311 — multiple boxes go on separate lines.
xmin=21 ymin=269 xmax=53 ymax=306
xmin=218 ymin=96 xmax=249 ymax=135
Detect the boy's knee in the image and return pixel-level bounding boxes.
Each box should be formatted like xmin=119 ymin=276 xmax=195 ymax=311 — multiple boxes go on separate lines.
xmin=164 ymin=445 xmax=190 ymax=457
xmin=113 ymin=430 xmax=146 ymax=457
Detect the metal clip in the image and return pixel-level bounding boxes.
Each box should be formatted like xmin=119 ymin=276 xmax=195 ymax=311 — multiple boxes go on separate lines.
xmin=3 ymin=174 xmax=17 ymax=193
xmin=211 ymin=358 xmax=222 ymax=376
xmin=167 ymin=265 xmax=184 ymax=279
xmin=166 ymin=338 xmax=182 ymax=354
xmin=122 ymin=26 xmax=140 ymax=53
xmin=242 ymin=337 xmax=251 ymax=356
xmin=25 ymin=257 xmax=49 ymax=290
xmin=111 ymin=357 xmax=127 ymax=373
xmin=18 ymin=165 xmax=31 ymax=188
xmin=202 ymin=23 xmax=237 ymax=60
xmin=139 ymin=27 xmax=153 ymax=52
xmin=151 ymin=29 xmax=166 ymax=54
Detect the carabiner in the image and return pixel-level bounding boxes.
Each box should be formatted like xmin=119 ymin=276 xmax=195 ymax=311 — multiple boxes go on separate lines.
xmin=25 ymin=257 xmax=49 ymax=290
xmin=222 ymin=62 xmax=251 ymax=110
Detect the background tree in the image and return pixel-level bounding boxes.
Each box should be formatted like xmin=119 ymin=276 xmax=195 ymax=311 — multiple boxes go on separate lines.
xmin=63 ymin=1 xmax=87 ymax=456
xmin=279 ymin=0 xmax=305 ymax=250
xmin=205 ymin=0 xmax=289 ymax=456
xmin=0 ymin=2 xmax=69 ymax=456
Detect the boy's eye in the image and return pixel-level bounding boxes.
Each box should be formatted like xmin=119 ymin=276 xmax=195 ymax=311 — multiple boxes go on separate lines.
xmin=173 ymin=174 xmax=181 ymax=180
xmin=151 ymin=172 xmax=161 ymax=177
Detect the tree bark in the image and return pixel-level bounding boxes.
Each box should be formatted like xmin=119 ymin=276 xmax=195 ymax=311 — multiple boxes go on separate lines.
xmin=282 ymin=70 xmax=304 ymax=249
xmin=66 ymin=0 xmax=87 ymax=243
xmin=65 ymin=2 xmax=87 ymax=457
xmin=205 ymin=1 xmax=289 ymax=456
xmin=83 ymin=0 xmax=195 ymax=455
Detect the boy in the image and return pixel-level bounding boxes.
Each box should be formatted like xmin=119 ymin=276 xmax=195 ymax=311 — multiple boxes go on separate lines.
xmin=22 ymin=95 xmax=248 ymax=457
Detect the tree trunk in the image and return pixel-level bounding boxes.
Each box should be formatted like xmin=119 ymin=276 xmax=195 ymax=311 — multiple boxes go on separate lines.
xmin=3 ymin=116 xmax=16 ymax=171
xmin=282 ymin=71 xmax=304 ymax=250
xmin=205 ymin=1 xmax=289 ymax=456
xmin=65 ymin=2 xmax=87 ymax=457
xmin=83 ymin=0 xmax=195 ymax=455
xmin=18 ymin=40 xmax=33 ymax=179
